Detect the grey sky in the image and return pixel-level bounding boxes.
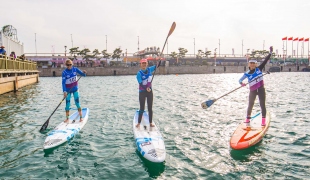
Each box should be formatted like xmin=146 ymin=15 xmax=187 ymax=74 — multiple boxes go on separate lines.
xmin=2 ymin=0 xmax=310 ymax=56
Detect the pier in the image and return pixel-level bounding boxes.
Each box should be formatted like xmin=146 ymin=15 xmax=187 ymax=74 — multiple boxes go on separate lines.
xmin=0 ymin=55 xmax=39 ymax=95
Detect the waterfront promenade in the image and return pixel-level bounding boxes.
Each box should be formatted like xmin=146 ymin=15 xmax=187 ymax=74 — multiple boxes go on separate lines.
xmin=38 ymin=62 xmax=309 ymax=77
xmin=0 ymin=55 xmax=39 ymax=95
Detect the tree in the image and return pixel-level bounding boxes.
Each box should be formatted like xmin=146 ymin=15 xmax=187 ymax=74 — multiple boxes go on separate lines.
xmin=204 ymin=50 xmax=211 ymax=58
xmin=101 ymin=49 xmax=111 ymax=59
xmin=196 ymin=49 xmax=203 ymax=59
xmin=92 ymin=49 xmax=101 ymax=60
xmin=112 ymin=48 xmax=122 ymax=61
xmin=78 ymin=48 xmax=94 ymax=61
xmin=69 ymin=47 xmax=80 ymax=60
xmin=169 ymin=51 xmax=178 ymax=59
xmin=177 ymin=47 xmax=188 ymax=58
xmin=249 ymin=50 xmax=270 ymax=60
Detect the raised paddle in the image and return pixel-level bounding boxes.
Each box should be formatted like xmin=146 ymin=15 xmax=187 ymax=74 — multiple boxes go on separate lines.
xmin=201 ymin=71 xmax=270 ymax=109
xmin=39 ymin=76 xmax=82 ymax=132
xmin=150 ymin=22 xmax=176 ymax=83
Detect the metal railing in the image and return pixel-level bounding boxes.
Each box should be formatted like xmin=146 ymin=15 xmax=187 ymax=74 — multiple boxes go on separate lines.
xmin=0 ymin=55 xmax=37 ymax=70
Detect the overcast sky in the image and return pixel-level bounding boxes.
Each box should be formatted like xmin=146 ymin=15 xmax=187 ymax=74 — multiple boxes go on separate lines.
xmin=2 ymin=0 xmax=310 ymax=56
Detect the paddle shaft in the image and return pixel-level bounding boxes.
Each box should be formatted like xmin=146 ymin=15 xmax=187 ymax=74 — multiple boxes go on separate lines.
xmin=39 ymin=76 xmax=82 ymax=132
xmin=213 ymin=72 xmax=270 ymax=103
xmin=151 ymin=22 xmax=176 ymax=83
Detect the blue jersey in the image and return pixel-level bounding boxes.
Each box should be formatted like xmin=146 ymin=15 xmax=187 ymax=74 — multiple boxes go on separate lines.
xmin=136 ymin=65 xmax=156 ymax=92
xmin=239 ymin=67 xmax=264 ymax=91
xmin=62 ymin=67 xmax=86 ymax=93
xmin=0 ymin=49 xmax=6 ymax=55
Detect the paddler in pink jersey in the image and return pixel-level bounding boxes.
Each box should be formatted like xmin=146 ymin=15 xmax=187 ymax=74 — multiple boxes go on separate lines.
xmin=239 ymin=46 xmax=273 ymax=126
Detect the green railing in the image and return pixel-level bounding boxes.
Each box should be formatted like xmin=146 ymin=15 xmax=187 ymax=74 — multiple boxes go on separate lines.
xmin=0 ymin=55 xmax=37 ymax=71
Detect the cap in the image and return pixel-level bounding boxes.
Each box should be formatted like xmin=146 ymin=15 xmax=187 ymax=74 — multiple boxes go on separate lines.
xmin=248 ymin=59 xmax=257 ymax=63
xmin=140 ymin=59 xmax=147 ymax=63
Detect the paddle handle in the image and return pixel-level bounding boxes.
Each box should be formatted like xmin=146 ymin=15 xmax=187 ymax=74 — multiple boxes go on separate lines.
xmin=151 ymin=22 xmax=176 ymax=83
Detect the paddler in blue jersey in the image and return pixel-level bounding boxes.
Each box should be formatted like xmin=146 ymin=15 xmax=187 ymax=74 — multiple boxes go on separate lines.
xmin=135 ymin=59 xmax=160 ymax=128
xmin=239 ymin=46 xmax=273 ymax=126
xmin=62 ymin=59 xmax=87 ymax=123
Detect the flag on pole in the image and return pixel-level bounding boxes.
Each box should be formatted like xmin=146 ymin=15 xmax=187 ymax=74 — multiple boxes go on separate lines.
xmin=305 ymin=38 xmax=309 ymax=42
xmin=293 ymin=37 xmax=299 ymax=41
xmin=299 ymin=38 xmax=304 ymax=41
xmin=288 ymin=37 xmax=293 ymax=40
xmin=282 ymin=37 xmax=287 ymax=40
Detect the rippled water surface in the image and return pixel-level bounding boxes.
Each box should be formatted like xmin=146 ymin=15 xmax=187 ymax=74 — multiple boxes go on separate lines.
xmin=0 ymin=72 xmax=309 ymax=179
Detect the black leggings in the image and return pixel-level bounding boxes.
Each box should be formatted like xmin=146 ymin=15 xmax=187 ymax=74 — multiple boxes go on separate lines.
xmin=247 ymin=86 xmax=266 ymax=118
xmin=138 ymin=91 xmax=153 ymax=124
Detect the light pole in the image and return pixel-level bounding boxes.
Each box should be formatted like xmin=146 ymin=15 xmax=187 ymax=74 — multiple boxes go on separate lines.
xmin=105 ymin=35 xmax=107 ymax=51
xmin=35 ymin=33 xmax=37 ymax=57
xmin=126 ymin=48 xmax=127 ymax=65
xmin=138 ymin=36 xmax=140 ymax=52
xmin=263 ymin=40 xmax=265 ymax=51
xmin=194 ymin=38 xmax=195 ymax=56
xmin=247 ymin=49 xmax=250 ymax=63
xmin=64 ymin=46 xmax=67 ymax=59
xmin=71 ymin=34 xmax=73 ymax=48
xmin=214 ymin=48 xmax=217 ymax=66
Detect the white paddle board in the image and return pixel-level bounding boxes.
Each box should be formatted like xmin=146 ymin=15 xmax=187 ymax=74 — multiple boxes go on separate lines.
xmin=43 ymin=108 xmax=89 ymax=149
xmin=133 ymin=110 xmax=166 ymax=163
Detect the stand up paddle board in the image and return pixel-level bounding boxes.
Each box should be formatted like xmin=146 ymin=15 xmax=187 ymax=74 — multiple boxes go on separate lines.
xmin=43 ymin=108 xmax=89 ymax=149
xmin=133 ymin=110 xmax=166 ymax=163
xmin=230 ymin=112 xmax=270 ymax=150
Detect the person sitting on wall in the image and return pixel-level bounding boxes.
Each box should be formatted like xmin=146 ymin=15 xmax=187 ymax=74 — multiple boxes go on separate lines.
xmin=10 ymin=51 xmax=16 ymax=59
xmin=0 ymin=46 xmax=6 ymax=55
xmin=20 ymin=54 xmax=25 ymax=60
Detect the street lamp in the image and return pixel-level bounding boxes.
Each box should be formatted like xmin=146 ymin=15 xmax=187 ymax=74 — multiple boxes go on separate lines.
xmin=71 ymin=34 xmax=73 ymax=48
xmin=105 ymin=35 xmax=107 ymax=51
xmin=214 ymin=48 xmax=217 ymax=66
xmin=246 ymin=49 xmax=250 ymax=63
xmin=138 ymin=36 xmax=140 ymax=51
xmin=64 ymin=46 xmax=67 ymax=58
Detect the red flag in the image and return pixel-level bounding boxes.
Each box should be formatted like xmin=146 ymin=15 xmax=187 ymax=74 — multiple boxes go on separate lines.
xmin=299 ymin=37 xmax=304 ymax=41
xmin=282 ymin=37 xmax=287 ymax=40
xmin=293 ymin=37 xmax=299 ymax=41
xmin=288 ymin=37 xmax=293 ymax=40
xmin=305 ymin=38 xmax=309 ymax=42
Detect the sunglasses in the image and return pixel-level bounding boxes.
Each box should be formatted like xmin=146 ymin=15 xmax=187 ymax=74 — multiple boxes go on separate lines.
xmin=66 ymin=64 xmax=72 ymax=66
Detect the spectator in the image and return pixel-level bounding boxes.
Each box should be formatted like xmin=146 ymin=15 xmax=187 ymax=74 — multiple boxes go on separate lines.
xmin=20 ymin=54 xmax=25 ymax=60
xmin=0 ymin=46 xmax=6 ymax=55
xmin=10 ymin=51 xmax=16 ymax=59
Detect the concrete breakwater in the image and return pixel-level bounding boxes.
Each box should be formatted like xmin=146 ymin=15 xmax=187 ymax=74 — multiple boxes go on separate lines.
xmin=38 ymin=64 xmax=308 ymax=77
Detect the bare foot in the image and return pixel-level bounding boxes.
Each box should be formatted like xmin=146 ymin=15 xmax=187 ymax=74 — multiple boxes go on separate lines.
xmin=79 ymin=118 xmax=83 ymax=122
xmin=150 ymin=123 xmax=155 ymax=127
xmin=135 ymin=123 xmax=140 ymax=128
xmin=64 ymin=119 xmax=69 ymax=123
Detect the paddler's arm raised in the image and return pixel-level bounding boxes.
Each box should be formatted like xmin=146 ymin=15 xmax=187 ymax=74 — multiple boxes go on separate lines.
xmin=258 ymin=46 xmax=273 ymax=71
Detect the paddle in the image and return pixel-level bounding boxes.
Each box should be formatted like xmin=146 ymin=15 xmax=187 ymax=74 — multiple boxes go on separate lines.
xmin=201 ymin=71 xmax=270 ymax=109
xmin=39 ymin=76 xmax=82 ymax=132
xmin=150 ymin=22 xmax=176 ymax=83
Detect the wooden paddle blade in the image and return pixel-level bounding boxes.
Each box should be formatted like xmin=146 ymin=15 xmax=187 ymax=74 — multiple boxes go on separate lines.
xmin=39 ymin=119 xmax=49 ymax=132
xmin=201 ymin=99 xmax=215 ymax=109
xmin=168 ymin=22 xmax=176 ymax=37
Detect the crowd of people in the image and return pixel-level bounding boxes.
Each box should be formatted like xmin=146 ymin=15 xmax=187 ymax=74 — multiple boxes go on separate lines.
xmin=0 ymin=45 xmax=26 ymax=60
